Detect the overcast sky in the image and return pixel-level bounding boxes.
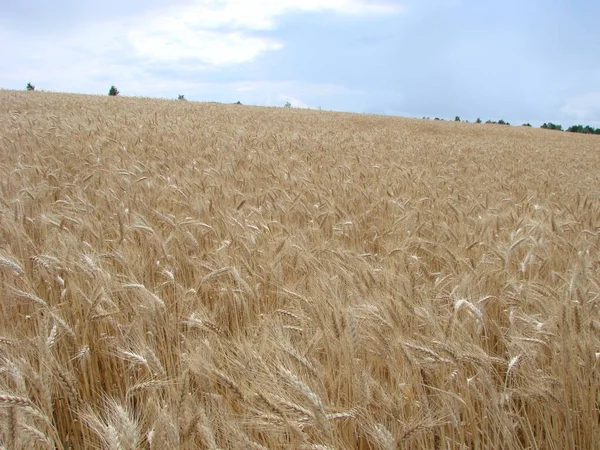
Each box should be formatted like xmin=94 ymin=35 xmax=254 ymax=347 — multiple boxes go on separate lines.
xmin=1 ymin=0 xmax=598 ymax=127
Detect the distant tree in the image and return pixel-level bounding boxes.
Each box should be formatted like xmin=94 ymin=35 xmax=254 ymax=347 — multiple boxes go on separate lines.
xmin=26 ymin=82 xmax=35 ymax=91
xmin=178 ymin=94 xmax=186 ymax=100
xmin=541 ymin=122 xmax=562 ymax=131
xmin=475 ymin=118 xmax=482 ymax=124
xmin=567 ymin=124 xmax=598 ymax=134
xmin=235 ymin=101 xmax=242 ymax=105
xmin=284 ymin=101 xmax=292 ymax=108
xmin=497 ymin=119 xmax=510 ymax=126
xmin=522 ymin=123 xmax=532 ymax=127
xmin=108 ymin=85 xmax=119 ymax=96
xmin=455 ymin=116 xmax=461 ymax=122
xmin=434 ymin=117 xmax=440 ymax=121
xmin=485 ymin=120 xmax=495 ymax=124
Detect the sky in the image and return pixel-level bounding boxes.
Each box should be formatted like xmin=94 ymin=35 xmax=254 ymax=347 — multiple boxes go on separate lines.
xmin=1 ymin=0 xmax=599 ymax=127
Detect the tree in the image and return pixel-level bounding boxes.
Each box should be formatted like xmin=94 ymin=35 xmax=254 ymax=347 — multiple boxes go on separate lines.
xmin=455 ymin=116 xmax=461 ymax=122
xmin=26 ymin=82 xmax=35 ymax=91
xmin=567 ymin=125 xmax=584 ymax=133
xmin=284 ymin=101 xmax=292 ymax=108
xmin=476 ymin=118 xmax=482 ymax=124
xmin=583 ymin=125 xmax=596 ymax=134
xmin=522 ymin=123 xmax=532 ymax=127
xmin=567 ymin=124 xmax=599 ymax=134
xmin=108 ymin=85 xmax=119 ymax=96
xmin=541 ymin=123 xmax=562 ymax=131
xmin=178 ymin=94 xmax=186 ymax=101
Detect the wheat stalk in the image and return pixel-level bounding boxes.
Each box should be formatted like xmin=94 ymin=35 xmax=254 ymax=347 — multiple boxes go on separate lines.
xmin=0 ymin=256 xmax=24 ymax=275
xmin=1 ymin=89 xmax=598 ymax=449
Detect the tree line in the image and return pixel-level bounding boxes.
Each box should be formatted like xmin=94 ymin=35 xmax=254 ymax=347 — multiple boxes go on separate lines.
xmin=538 ymin=122 xmax=600 ymax=134
xmin=427 ymin=115 xmax=600 ymax=135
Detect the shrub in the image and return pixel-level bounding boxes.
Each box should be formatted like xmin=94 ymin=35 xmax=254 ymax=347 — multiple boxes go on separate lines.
xmin=26 ymin=82 xmax=35 ymax=91
xmin=455 ymin=116 xmax=461 ymax=122
xmin=108 ymin=86 xmax=119 ymax=96
xmin=522 ymin=123 xmax=532 ymax=127
xmin=476 ymin=118 xmax=482 ymax=124
xmin=284 ymin=102 xmax=292 ymax=108
xmin=178 ymin=94 xmax=186 ymax=101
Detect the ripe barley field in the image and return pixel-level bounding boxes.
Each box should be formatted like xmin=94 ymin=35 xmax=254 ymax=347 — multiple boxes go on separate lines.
xmin=0 ymin=90 xmax=599 ymax=449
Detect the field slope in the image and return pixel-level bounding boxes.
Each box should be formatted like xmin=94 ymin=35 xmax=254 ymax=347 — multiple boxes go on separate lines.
xmin=1 ymin=90 xmax=599 ymax=449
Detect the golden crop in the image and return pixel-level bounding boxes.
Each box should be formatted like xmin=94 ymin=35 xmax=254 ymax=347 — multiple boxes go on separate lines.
xmin=1 ymin=90 xmax=599 ymax=449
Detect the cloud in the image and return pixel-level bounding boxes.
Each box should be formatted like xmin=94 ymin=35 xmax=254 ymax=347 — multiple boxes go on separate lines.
xmin=278 ymin=94 xmax=311 ymax=108
xmin=127 ymin=28 xmax=282 ymax=66
xmin=561 ymin=92 xmax=600 ymax=123
xmin=225 ymin=80 xmax=350 ymax=107
xmin=162 ymin=0 xmax=402 ymax=31
xmin=124 ymin=0 xmax=401 ymax=66
xmin=0 ymin=0 xmax=402 ymax=96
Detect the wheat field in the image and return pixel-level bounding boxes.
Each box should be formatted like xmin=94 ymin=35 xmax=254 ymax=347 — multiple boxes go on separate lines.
xmin=0 ymin=90 xmax=599 ymax=449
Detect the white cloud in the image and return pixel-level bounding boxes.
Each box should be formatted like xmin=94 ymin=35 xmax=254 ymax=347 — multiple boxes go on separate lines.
xmin=279 ymin=94 xmax=311 ymax=108
xmin=127 ymin=28 xmax=282 ymax=66
xmin=0 ymin=21 xmax=352 ymax=103
xmin=0 ymin=0 xmax=402 ymax=101
xmin=187 ymin=80 xmax=350 ymax=107
xmin=561 ymin=92 xmax=600 ymax=122
xmin=0 ymin=0 xmax=402 ymax=95
xmin=123 ymin=0 xmax=401 ymax=66
xmin=230 ymin=81 xmax=354 ymax=108
xmin=158 ymin=0 xmax=402 ymax=31
xmin=235 ymin=80 xmax=350 ymax=95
